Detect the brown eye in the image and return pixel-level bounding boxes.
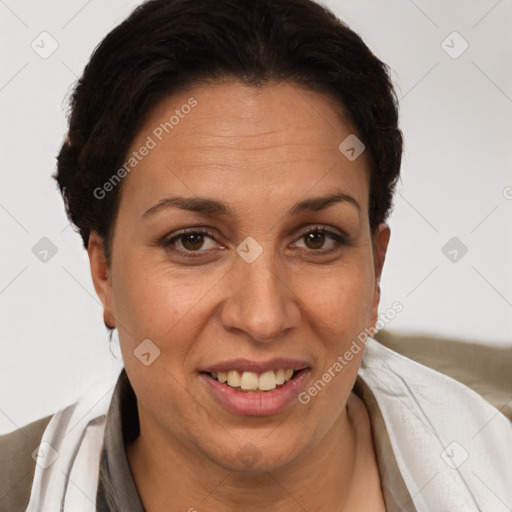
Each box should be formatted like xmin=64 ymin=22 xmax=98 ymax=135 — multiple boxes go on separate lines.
xmin=181 ymin=233 xmax=205 ymax=251
xmin=304 ymin=231 xmax=326 ymax=250
xmin=292 ymin=227 xmax=346 ymax=252
xmin=166 ymin=230 xmax=218 ymax=253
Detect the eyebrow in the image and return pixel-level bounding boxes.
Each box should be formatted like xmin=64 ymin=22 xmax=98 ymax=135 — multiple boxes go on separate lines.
xmin=142 ymin=190 xmax=360 ymax=220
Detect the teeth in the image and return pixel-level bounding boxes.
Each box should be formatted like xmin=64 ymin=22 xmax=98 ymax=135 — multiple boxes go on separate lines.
xmin=240 ymin=372 xmax=259 ymax=390
xmin=258 ymin=370 xmax=277 ymax=391
xmin=227 ymin=370 xmax=241 ymax=387
xmin=211 ymin=369 xmax=297 ymax=391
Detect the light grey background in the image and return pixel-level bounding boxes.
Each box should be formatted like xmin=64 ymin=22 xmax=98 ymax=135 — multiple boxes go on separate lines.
xmin=1 ymin=0 xmax=511 ymax=433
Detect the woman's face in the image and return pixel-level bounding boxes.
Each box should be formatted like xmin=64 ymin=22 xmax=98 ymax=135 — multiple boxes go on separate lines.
xmin=90 ymin=80 xmax=389 ymax=472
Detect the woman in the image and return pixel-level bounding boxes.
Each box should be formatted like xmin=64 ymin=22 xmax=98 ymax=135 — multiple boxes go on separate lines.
xmin=1 ymin=0 xmax=511 ymax=510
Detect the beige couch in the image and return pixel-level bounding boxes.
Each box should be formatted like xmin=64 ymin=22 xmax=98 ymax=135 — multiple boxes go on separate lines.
xmin=375 ymin=330 xmax=512 ymax=421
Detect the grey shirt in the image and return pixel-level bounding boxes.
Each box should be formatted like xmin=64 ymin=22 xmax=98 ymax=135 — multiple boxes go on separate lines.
xmin=95 ymin=370 xmax=145 ymax=511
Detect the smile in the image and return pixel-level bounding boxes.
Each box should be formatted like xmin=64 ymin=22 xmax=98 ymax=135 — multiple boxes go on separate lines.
xmin=208 ymin=368 xmax=297 ymax=392
xmin=200 ymin=365 xmax=310 ymax=416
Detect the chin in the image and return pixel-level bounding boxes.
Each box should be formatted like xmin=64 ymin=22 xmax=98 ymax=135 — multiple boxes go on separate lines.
xmin=202 ymin=428 xmax=311 ymax=474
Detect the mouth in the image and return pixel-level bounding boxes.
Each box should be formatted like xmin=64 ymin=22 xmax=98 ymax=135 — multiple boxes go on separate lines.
xmin=199 ymin=362 xmax=311 ymax=416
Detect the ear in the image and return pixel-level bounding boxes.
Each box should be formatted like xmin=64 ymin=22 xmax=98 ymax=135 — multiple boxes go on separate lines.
xmin=88 ymin=231 xmax=115 ymax=329
xmin=370 ymin=223 xmax=390 ymax=325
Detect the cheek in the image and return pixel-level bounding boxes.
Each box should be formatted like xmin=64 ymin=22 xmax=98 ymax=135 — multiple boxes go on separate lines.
xmin=112 ymin=256 xmax=216 ymax=341
xmin=296 ymin=267 xmax=372 ymax=418
xmin=111 ymin=257 xmax=229 ymax=399
xmin=297 ymin=260 xmax=376 ymax=337
xmin=111 ymin=261 xmax=217 ymax=430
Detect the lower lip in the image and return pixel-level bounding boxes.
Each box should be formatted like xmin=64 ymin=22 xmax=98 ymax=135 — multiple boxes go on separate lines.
xmin=200 ymin=369 xmax=310 ymax=416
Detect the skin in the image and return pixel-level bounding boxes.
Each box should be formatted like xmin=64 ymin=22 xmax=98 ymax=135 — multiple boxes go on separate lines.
xmin=89 ymin=80 xmax=390 ymax=511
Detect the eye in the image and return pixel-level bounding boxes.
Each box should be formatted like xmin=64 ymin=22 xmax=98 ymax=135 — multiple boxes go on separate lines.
xmin=292 ymin=227 xmax=346 ymax=251
xmin=166 ymin=229 xmax=219 ymax=252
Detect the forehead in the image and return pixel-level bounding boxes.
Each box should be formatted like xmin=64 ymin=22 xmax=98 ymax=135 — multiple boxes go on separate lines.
xmin=118 ymin=80 xmax=370 ymax=216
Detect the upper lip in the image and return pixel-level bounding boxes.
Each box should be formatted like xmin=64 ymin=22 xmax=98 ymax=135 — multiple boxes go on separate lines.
xmin=200 ymin=358 xmax=310 ymax=374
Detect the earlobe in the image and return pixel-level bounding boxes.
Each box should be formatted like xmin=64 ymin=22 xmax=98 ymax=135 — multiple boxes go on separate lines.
xmin=88 ymin=231 xmax=115 ymax=326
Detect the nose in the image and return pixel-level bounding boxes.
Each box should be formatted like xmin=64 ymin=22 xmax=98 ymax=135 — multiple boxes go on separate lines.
xmin=219 ymin=254 xmax=301 ymax=342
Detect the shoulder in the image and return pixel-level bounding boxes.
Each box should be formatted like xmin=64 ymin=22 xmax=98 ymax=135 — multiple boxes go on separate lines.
xmin=362 ymin=336 xmax=511 ymax=432
xmin=0 ymin=415 xmax=53 ymax=512
xmin=374 ymin=329 xmax=512 ymax=420
xmin=361 ymin=337 xmax=512 ymax=509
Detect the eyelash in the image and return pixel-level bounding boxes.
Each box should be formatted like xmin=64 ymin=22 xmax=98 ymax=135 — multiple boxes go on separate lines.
xmin=161 ymin=225 xmax=348 ymax=258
